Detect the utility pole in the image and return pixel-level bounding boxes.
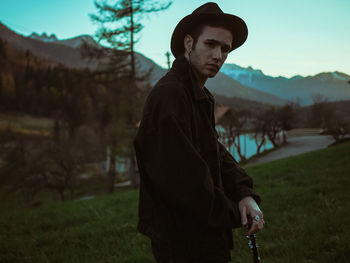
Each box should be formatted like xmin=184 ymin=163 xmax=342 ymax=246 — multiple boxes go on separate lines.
xmin=165 ymin=51 xmax=171 ymax=70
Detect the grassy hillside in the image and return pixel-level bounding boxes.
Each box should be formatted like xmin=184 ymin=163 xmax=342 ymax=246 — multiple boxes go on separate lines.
xmin=235 ymin=141 xmax=350 ymax=263
xmin=1 ymin=142 xmax=349 ymax=263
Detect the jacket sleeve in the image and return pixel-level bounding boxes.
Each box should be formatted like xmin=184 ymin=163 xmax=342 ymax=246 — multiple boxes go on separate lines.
xmin=134 ymin=109 xmax=242 ymax=229
xmin=218 ymin=141 xmax=261 ymax=205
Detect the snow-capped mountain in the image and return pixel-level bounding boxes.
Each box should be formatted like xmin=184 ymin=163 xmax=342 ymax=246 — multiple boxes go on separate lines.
xmin=220 ymin=64 xmax=275 ymax=87
xmin=220 ymin=63 xmax=289 ymax=91
xmin=221 ymin=63 xmax=350 ymax=105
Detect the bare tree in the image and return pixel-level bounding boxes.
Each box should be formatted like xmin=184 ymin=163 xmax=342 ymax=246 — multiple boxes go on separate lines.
xmin=322 ymin=105 xmax=350 ymax=144
xmin=0 ymin=126 xmax=99 ymax=204
xmin=308 ymin=94 xmax=332 ymax=128
xmin=0 ymin=135 xmax=46 ymax=206
xmin=277 ymin=103 xmax=296 ymax=144
xmin=219 ymin=108 xmax=250 ymax=162
xmin=263 ymin=107 xmax=282 ymax=148
xmin=251 ymin=111 xmax=268 ymax=155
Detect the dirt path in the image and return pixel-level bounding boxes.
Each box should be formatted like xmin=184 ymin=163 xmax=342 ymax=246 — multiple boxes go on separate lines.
xmin=245 ymin=135 xmax=334 ymax=167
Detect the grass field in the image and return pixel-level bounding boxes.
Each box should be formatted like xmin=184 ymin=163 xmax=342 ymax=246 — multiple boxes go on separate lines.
xmin=0 ymin=142 xmax=349 ymax=262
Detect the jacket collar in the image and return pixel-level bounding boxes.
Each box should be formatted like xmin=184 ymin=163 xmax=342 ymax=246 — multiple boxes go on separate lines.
xmin=171 ymin=55 xmax=214 ymax=103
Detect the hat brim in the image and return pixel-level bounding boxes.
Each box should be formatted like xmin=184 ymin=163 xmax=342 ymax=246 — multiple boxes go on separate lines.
xmin=171 ymin=13 xmax=248 ymax=58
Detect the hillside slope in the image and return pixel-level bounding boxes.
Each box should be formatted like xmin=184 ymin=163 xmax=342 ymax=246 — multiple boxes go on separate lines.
xmin=221 ymin=63 xmax=350 ymax=105
xmin=1 ymin=142 xmax=349 ymax=262
xmin=0 ymin=22 xmax=286 ymax=106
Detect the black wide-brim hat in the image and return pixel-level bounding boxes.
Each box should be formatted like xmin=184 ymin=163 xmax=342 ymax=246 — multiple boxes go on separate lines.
xmin=171 ymin=2 xmax=248 ymax=58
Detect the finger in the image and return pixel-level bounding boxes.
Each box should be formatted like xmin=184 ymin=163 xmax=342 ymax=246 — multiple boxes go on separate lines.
xmin=246 ymin=214 xmax=264 ymax=235
xmin=246 ymin=220 xmax=259 ymax=235
xmin=240 ymin=206 xmax=247 ymax=226
xmin=256 ymin=212 xmax=264 ymax=230
xmin=257 ymin=218 xmax=264 ymax=231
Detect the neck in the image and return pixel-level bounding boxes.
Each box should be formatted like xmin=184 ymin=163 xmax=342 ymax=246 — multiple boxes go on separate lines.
xmin=184 ymin=53 xmax=207 ymax=88
xmin=191 ymin=66 xmax=207 ymax=88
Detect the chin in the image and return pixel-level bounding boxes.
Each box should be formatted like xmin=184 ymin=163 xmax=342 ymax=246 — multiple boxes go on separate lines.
xmin=206 ymin=71 xmax=218 ymax=78
xmin=202 ymin=69 xmax=218 ymax=78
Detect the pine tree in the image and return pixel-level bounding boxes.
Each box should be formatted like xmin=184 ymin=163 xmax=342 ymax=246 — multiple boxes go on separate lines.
xmin=86 ymin=0 xmax=172 ymax=190
xmin=90 ymin=0 xmax=171 ymax=79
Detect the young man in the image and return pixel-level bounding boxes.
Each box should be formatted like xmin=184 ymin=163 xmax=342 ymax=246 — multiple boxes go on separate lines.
xmin=133 ymin=2 xmax=264 ymax=262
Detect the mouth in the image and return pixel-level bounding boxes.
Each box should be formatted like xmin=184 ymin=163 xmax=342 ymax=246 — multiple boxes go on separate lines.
xmin=206 ymin=64 xmax=220 ymax=70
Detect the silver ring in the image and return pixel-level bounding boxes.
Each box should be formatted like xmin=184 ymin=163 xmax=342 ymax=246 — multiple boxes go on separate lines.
xmin=253 ymin=215 xmax=260 ymax=222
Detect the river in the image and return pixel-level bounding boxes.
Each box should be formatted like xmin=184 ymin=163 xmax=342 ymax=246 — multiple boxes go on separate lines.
xmin=216 ymin=126 xmax=274 ymax=162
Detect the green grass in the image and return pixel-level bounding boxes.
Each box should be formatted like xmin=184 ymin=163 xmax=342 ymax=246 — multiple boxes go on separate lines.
xmin=0 ymin=190 xmax=153 ymax=263
xmin=234 ymin=142 xmax=350 ymax=263
xmin=1 ymin=142 xmax=350 ymax=262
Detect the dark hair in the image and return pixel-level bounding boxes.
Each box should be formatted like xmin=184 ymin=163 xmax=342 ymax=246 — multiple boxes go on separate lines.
xmin=188 ymin=20 xmax=231 ymax=50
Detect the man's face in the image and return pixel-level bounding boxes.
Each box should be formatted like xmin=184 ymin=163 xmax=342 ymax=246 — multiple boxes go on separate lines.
xmin=187 ymin=26 xmax=233 ymax=78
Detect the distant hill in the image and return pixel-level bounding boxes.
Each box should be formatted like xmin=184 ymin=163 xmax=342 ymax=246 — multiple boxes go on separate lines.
xmin=0 ymin=22 xmax=99 ymax=70
xmin=0 ymin=21 xmax=288 ymax=106
xmin=221 ymin=64 xmax=350 ymax=105
xmin=29 ymin=32 xmax=99 ymax=49
xmin=3 ymin=22 xmax=349 ymax=107
xmin=205 ymin=71 xmax=286 ymax=105
xmin=212 ymin=93 xmax=273 ymax=113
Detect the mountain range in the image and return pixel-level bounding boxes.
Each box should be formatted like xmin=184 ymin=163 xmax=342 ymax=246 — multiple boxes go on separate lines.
xmin=29 ymin=32 xmax=99 ymax=49
xmin=221 ymin=63 xmax=350 ymax=105
xmin=1 ymin=21 xmax=349 ymax=106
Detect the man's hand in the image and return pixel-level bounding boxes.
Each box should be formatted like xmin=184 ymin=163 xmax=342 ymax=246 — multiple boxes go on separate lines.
xmin=238 ymin=196 xmax=264 ymax=235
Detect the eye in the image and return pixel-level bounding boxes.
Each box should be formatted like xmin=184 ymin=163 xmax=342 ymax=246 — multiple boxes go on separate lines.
xmin=206 ymin=42 xmax=216 ymax=48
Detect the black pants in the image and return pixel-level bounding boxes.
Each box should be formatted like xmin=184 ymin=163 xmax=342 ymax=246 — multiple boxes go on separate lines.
xmin=152 ymin=240 xmax=228 ymax=263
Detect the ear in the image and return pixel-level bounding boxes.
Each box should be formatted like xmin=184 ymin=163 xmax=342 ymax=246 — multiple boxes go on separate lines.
xmin=184 ymin=34 xmax=193 ymax=54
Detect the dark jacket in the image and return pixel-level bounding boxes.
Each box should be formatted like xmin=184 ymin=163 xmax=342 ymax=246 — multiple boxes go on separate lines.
xmin=133 ymin=55 xmax=261 ymax=261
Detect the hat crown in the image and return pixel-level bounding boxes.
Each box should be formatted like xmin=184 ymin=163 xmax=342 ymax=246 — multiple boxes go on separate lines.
xmin=192 ymin=2 xmax=224 ymax=15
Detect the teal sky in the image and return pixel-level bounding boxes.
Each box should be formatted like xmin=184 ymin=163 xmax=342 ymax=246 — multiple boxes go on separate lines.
xmin=1 ymin=0 xmax=349 ymax=77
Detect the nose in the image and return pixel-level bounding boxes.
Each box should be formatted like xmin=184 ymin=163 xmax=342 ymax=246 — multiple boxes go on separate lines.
xmin=212 ymin=47 xmax=222 ymax=61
